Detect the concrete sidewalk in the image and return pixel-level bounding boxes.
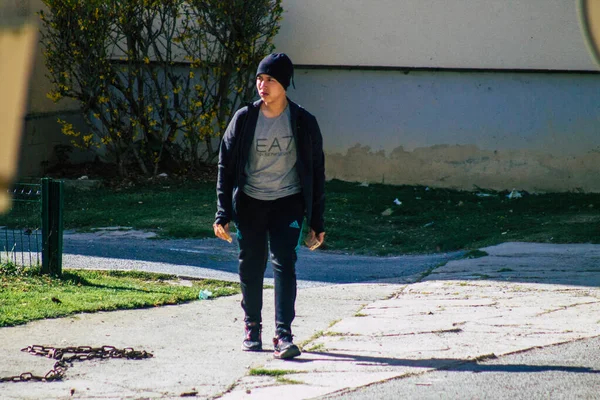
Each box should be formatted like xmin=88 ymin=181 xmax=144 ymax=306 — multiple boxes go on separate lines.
xmin=1 ymin=242 xmax=599 ymax=399
xmin=220 ymin=243 xmax=600 ymax=399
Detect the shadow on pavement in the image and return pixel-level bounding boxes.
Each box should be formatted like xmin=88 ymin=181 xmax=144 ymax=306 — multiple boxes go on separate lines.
xmin=61 ymin=234 xmax=600 ymax=288
xmin=61 ymin=233 xmax=463 ymax=285
xmin=300 ymin=351 xmax=600 ymax=374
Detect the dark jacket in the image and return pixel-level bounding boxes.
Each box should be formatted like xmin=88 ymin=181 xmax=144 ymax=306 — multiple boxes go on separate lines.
xmin=215 ymin=99 xmax=325 ymax=234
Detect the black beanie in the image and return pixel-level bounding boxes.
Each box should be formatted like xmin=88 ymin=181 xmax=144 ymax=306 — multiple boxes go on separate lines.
xmin=256 ymin=53 xmax=295 ymax=90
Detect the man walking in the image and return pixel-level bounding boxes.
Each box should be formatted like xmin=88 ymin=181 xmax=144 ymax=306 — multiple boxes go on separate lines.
xmin=213 ymin=53 xmax=326 ymax=360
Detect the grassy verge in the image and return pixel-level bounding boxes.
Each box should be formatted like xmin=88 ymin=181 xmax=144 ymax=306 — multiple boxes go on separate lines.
xmin=60 ymin=181 xmax=218 ymax=238
xmin=63 ymin=180 xmax=600 ymax=255
xmin=324 ymin=180 xmax=600 ymax=255
xmin=0 ymin=267 xmax=240 ymax=327
xmin=3 ymin=179 xmax=600 ymax=255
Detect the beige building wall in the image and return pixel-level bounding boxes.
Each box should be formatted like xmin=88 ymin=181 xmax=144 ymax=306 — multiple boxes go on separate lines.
xmin=276 ymin=0 xmax=596 ymax=70
xmin=271 ymin=0 xmax=600 ymax=192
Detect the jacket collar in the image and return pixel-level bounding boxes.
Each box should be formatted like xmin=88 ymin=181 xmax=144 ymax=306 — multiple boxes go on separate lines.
xmin=251 ymin=98 xmax=300 ymax=115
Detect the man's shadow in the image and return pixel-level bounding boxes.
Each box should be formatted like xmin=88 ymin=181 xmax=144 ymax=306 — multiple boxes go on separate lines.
xmin=288 ymin=350 xmax=600 ymax=374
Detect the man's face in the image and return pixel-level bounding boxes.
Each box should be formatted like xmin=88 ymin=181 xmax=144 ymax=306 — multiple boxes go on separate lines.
xmin=256 ymin=74 xmax=286 ymax=103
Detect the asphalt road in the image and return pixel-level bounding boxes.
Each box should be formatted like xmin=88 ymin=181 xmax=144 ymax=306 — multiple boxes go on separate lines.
xmin=61 ymin=230 xmax=463 ymax=288
xmin=322 ymin=336 xmax=600 ymax=400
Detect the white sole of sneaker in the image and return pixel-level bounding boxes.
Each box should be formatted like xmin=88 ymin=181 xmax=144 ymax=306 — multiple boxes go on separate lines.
xmin=273 ymin=346 xmax=300 ymax=359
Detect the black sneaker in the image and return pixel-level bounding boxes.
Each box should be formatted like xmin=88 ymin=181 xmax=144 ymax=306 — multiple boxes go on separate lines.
xmin=242 ymin=323 xmax=262 ymax=351
xmin=273 ymin=334 xmax=301 ymax=360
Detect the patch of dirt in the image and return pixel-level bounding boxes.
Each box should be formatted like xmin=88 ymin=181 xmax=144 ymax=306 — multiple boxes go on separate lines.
xmin=44 ymin=160 xmax=218 ymax=188
xmin=561 ymin=214 xmax=600 ymax=224
xmin=45 ymin=160 xmax=119 ymax=180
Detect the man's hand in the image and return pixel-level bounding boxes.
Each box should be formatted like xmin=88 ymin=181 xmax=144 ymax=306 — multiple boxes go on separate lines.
xmin=305 ymin=229 xmax=325 ymax=251
xmin=213 ymin=222 xmax=232 ymax=243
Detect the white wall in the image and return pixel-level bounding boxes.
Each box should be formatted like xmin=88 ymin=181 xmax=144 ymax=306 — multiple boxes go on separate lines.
xmin=276 ymin=0 xmax=598 ymax=70
xmin=292 ymin=69 xmax=600 ymax=156
xmin=288 ymin=68 xmax=600 ymax=192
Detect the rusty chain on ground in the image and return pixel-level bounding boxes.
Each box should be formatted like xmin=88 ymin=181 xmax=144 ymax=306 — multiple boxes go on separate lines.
xmin=0 ymin=345 xmax=153 ymax=383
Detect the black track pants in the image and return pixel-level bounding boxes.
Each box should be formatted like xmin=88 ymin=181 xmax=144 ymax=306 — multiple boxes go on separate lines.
xmin=235 ymin=191 xmax=304 ymax=336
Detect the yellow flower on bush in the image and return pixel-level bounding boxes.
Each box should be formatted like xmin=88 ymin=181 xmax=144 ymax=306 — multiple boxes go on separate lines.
xmin=47 ymin=91 xmax=62 ymax=102
xmin=83 ymin=134 xmax=94 ymax=146
xmin=59 ymin=120 xmax=77 ymax=137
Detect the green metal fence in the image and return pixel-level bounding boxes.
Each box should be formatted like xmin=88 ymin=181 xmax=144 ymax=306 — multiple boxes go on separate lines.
xmin=0 ymin=178 xmax=64 ymax=275
xmin=1 ymin=182 xmax=42 ymax=268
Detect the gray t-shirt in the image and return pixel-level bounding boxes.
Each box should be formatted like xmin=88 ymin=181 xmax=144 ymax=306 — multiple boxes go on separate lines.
xmin=243 ymin=105 xmax=301 ymax=200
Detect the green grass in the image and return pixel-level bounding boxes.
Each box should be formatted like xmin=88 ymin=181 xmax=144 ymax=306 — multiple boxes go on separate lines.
xmin=3 ymin=179 xmax=600 ymax=255
xmin=0 ymin=267 xmax=240 ymax=327
xmin=324 ymin=180 xmax=600 ymax=255
xmin=249 ymin=369 xmax=295 ymax=377
xmin=248 ymin=368 xmax=305 ymax=385
xmin=303 ymin=343 xmax=325 ymax=352
xmin=61 ymin=181 xmax=217 ymax=238
xmin=462 ymin=250 xmax=489 ymax=259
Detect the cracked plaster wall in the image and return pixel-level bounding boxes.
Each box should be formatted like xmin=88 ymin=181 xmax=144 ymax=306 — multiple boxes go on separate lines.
xmin=289 ymin=69 xmax=600 ymax=192
xmin=327 ymin=144 xmax=600 ymax=192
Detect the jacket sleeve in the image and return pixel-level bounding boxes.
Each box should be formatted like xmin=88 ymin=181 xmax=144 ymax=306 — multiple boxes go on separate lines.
xmin=215 ymin=109 xmax=245 ymax=226
xmin=309 ymin=114 xmax=326 ymax=234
